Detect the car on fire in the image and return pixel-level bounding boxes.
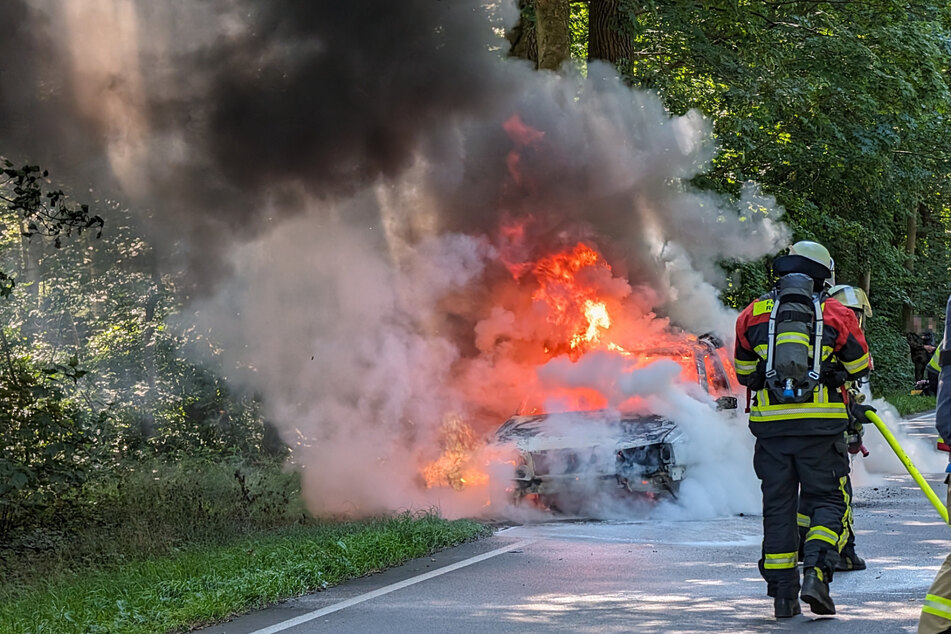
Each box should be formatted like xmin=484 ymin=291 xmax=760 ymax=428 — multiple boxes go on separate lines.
xmin=492 ymin=334 xmax=738 ymax=509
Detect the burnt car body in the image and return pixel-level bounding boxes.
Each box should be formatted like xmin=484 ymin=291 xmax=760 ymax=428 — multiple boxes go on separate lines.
xmin=493 ymin=335 xmax=737 ymax=507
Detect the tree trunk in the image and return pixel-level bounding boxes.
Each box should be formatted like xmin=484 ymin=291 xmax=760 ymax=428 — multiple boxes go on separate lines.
xmin=507 ymin=0 xmax=538 ymax=65
xmin=588 ymin=0 xmax=633 ymax=65
xmin=902 ymin=205 xmax=918 ymax=331
xmin=534 ymin=0 xmax=571 ymax=70
xmin=859 ymin=270 xmax=871 ymax=296
xmin=18 ymin=222 xmax=42 ymax=339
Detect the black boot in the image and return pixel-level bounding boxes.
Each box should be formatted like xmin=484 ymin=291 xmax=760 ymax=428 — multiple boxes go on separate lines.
xmin=836 ymin=547 xmax=866 ymax=571
xmin=800 ymin=568 xmax=835 ymax=615
xmin=774 ymin=597 xmax=801 ymax=618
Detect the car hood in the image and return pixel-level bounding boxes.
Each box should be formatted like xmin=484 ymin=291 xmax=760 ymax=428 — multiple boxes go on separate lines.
xmin=493 ymin=410 xmax=683 ymax=453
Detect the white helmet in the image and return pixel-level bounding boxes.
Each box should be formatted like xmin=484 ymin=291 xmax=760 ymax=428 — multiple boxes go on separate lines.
xmin=774 ymin=240 xmax=834 ymax=289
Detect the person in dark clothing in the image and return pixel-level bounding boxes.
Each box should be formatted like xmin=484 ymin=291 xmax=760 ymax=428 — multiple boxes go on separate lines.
xmin=909 ymin=332 xmax=933 ymax=383
xmin=734 ymin=241 xmax=870 ymax=619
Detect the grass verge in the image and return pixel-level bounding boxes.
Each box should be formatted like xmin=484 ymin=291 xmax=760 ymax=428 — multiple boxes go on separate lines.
xmin=880 ymin=391 xmax=937 ymax=417
xmin=0 ymin=512 xmax=489 ymax=634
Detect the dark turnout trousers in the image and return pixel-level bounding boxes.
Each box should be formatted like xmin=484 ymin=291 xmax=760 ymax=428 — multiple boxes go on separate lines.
xmin=754 ymin=433 xmax=850 ymax=599
xmin=798 ymin=473 xmax=856 ymax=554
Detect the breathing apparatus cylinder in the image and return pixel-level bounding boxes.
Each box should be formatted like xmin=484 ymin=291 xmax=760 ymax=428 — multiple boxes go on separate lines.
xmin=766 ymin=273 xmax=821 ymax=403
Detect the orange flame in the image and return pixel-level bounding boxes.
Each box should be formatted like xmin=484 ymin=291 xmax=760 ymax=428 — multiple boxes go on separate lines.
xmin=421 ymin=414 xmax=489 ymax=490
xmin=527 ymin=242 xmax=619 ymax=359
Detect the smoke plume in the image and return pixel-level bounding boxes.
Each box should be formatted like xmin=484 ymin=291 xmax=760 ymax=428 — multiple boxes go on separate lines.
xmin=1 ymin=1 xmax=789 ymax=518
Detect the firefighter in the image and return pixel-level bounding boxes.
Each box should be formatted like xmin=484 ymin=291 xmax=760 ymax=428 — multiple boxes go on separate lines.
xmin=797 ymin=283 xmax=873 ymax=572
xmin=830 ymin=284 xmax=874 ymax=402
xmin=734 ymin=241 xmax=871 ymax=618
xmin=919 ymin=294 xmax=951 ymax=634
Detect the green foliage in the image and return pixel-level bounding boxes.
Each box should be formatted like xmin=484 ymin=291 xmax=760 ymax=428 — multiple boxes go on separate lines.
xmin=569 ymin=2 xmax=589 ymax=61
xmin=612 ymin=1 xmax=951 ymax=384
xmin=0 ymin=458 xmax=307 ymax=588
xmin=0 ymin=512 xmax=488 ymax=634
xmin=0 ymin=348 xmax=98 ymax=541
xmin=866 ymin=316 xmax=916 ymax=393
xmin=0 ymin=167 xmax=287 ymax=543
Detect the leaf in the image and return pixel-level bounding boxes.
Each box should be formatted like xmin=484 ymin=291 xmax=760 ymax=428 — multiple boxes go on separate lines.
xmin=9 ymin=470 xmax=31 ymax=490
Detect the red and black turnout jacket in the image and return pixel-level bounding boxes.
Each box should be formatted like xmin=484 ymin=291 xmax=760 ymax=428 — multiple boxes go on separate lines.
xmin=734 ymin=293 xmax=870 ymax=438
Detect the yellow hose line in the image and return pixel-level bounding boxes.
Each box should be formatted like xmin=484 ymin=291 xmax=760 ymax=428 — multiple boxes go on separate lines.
xmin=867 ymin=411 xmax=949 ymax=524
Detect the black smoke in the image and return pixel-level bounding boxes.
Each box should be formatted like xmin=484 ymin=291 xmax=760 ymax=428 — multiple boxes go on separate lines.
xmin=196 ymin=1 xmax=511 ymax=194
xmin=0 ymin=0 xmax=514 ymax=287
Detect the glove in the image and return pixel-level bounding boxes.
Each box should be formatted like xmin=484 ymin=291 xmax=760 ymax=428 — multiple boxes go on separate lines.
xmin=848 ymin=402 xmax=876 ymax=426
xmin=938 ymin=437 xmax=950 ymax=452
xmin=747 ymin=361 xmax=767 ymax=391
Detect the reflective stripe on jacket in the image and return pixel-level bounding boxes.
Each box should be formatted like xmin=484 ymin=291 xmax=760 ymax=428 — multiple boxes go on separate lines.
xmin=734 ymin=294 xmax=869 ymax=438
xmin=930 ymin=347 xmax=941 ymax=374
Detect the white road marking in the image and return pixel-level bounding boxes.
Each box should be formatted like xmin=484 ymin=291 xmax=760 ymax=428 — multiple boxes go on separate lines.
xmin=248 ymin=539 xmax=534 ymax=634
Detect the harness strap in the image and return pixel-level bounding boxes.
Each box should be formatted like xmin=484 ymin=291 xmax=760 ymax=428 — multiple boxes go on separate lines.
xmin=811 ymin=296 xmax=823 ymax=377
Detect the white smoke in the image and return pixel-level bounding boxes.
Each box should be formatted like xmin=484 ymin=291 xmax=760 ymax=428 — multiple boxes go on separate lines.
xmin=525 ymin=355 xmax=759 ymax=520
xmin=851 ymin=399 xmax=947 ymax=487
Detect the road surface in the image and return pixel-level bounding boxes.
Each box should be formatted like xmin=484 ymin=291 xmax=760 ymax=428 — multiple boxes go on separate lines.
xmin=204 ymin=410 xmax=950 ymax=633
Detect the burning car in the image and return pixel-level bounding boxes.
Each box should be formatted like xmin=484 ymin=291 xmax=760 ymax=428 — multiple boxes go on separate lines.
xmin=492 ymin=334 xmax=737 ymax=508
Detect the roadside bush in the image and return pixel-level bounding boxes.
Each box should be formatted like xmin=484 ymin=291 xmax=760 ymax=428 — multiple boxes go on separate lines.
xmin=867 ymin=316 xmax=915 ymax=395
xmin=0 ymin=354 xmax=96 ymax=543
xmin=0 ymin=458 xmax=307 ymax=588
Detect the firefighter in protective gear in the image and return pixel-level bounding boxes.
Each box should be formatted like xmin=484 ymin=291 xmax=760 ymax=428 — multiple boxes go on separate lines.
xmin=830 ymin=284 xmax=874 ymax=402
xmin=830 ymin=285 xmax=872 ymax=330
xmin=918 ymin=294 xmax=951 ymax=634
xmin=798 ymin=283 xmax=872 ymax=572
xmin=735 ymin=241 xmax=870 ymax=618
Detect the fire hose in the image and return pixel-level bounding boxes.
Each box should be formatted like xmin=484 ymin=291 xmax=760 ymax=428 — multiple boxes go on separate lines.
xmin=866 ymin=410 xmax=949 ymax=525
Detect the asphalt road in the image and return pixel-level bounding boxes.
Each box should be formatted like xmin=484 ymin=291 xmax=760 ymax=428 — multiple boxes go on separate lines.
xmin=204 ymin=410 xmax=951 ymax=634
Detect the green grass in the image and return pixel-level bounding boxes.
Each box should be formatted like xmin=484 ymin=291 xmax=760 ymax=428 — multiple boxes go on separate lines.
xmin=880 ymin=391 xmax=937 ymax=417
xmin=0 ymin=512 xmax=489 ymax=634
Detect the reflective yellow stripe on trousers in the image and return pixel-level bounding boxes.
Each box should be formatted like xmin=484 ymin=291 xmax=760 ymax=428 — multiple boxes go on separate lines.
xmin=805 ymin=525 xmax=839 ymax=547
xmin=763 ymin=552 xmax=798 ymax=570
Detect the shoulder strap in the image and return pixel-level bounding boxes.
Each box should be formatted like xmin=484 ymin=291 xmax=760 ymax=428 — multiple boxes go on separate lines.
xmin=764 ymin=296 xmax=781 ymax=374
xmin=810 ymin=295 xmax=823 ymax=379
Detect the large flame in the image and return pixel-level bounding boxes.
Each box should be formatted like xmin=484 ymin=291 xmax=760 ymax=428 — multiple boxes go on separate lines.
xmin=420 ymin=236 xmax=709 ymax=490
xmin=419 ymin=117 xmax=718 ymax=493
